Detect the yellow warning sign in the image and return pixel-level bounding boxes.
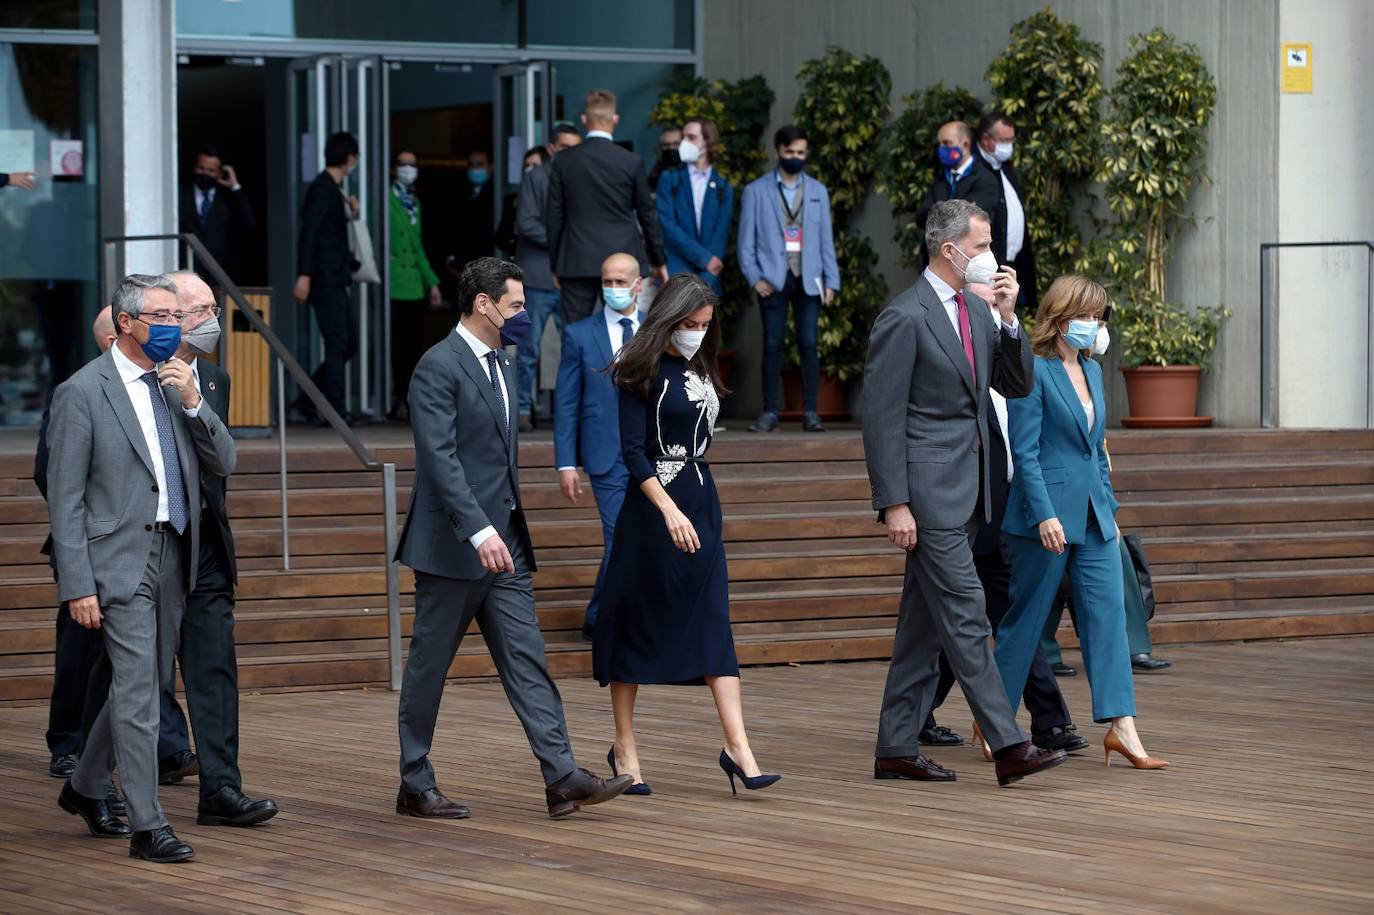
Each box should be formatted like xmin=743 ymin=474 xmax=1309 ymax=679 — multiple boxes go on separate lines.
xmin=1282 ymin=42 xmax=1312 ymax=93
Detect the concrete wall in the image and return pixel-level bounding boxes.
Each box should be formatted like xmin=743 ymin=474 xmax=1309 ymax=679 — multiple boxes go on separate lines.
xmin=703 ymin=0 xmax=1282 ymax=427
xmin=1274 ymin=0 xmax=1374 ymax=428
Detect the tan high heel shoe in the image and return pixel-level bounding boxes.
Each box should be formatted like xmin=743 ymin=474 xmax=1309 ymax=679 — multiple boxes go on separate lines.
xmin=1103 ymin=729 xmax=1169 ymax=769
xmin=971 ymin=722 xmax=993 ymax=762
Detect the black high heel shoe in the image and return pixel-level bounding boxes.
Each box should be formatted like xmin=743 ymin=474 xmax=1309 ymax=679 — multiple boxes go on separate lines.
xmin=607 ymin=747 xmax=653 ymax=796
xmin=718 ymin=749 xmax=781 ymax=796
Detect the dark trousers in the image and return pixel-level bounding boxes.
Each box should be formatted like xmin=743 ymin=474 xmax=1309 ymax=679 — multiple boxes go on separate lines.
xmin=82 ymin=642 xmax=190 ymax=764
xmin=46 ymin=601 xmax=106 ymax=757
xmin=391 ymin=297 xmax=427 ymax=411
xmin=309 ymin=284 xmax=356 ymax=414
xmin=759 ymin=272 xmax=820 ymax=414
xmin=557 ymin=277 xmax=602 ymax=326
xmin=926 ymin=538 xmax=1071 ymax=735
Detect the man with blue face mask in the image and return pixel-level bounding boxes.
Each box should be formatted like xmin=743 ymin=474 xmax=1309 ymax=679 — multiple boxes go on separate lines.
xmin=554 ymin=253 xmax=646 ymax=639
xmin=914 ymin=121 xmax=1000 ymax=269
xmin=448 ymin=150 xmax=496 ymax=273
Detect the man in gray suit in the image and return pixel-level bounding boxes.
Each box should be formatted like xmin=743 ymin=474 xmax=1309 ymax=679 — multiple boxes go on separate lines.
xmin=48 ymin=273 xmax=236 ymax=861
xmin=395 ymin=256 xmax=632 ymax=819
xmin=863 ymin=199 xmax=1066 ymax=787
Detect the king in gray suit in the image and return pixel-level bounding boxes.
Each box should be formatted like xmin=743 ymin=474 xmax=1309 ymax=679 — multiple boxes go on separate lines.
xmin=863 ymin=200 xmax=1067 ymax=788
xmin=394 ymin=257 xmax=632 ymax=819
xmin=48 ymin=273 xmax=236 ymax=861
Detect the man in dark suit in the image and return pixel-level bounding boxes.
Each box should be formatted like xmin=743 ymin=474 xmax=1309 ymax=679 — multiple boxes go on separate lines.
xmin=293 ymin=131 xmax=359 ymax=422
xmin=394 ymin=256 xmax=632 ymax=819
xmin=915 ymin=121 xmax=1000 ymax=268
xmin=975 ymin=111 xmax=1039 ymax=313
xmin=862 ymin=199 xmax=1065 ymax=787
xmin=178 ymin=145 xmax=257 ymax=280
xmin=451 ymin=149 xmax=496 ymax=269
xmin=168 ymin=272 xmax=279 ymax=827
xmin=545 ymin=88 xmax=667 ymax=325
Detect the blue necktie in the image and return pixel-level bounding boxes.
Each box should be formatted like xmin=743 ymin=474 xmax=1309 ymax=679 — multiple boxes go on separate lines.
xmin=484 ymin=351 xmax=508 ymax=435
xmin=140 ymin=372 xmax=189 ymax=533
xmin=619 ymin=317 xmax=635 ymax=349
xmin=198 ymin=189 xmax=213 ymax=224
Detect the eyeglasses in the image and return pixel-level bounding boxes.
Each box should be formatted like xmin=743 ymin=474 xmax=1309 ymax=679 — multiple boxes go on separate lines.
xmin=137 ymin=311 xmax=187 ymax=325
xmin=187 ymin=305 xmax=222 ymax=319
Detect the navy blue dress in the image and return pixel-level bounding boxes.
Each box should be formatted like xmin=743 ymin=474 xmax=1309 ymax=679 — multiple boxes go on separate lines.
xmin=593 ymin=355 xmax=739 ymax=686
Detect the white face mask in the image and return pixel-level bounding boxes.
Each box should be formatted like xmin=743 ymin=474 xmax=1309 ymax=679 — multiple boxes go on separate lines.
xmin=1091 ymin=324 xmax=1111 ymax=356
xmin=395 ymin=165 xmax=417 ymax=186
xmin=993 ymin=141 xmax=1014 ymax=163
xmin=951 ymin=245 xmax=999 ymax=286
xmin=671 ymin=328 xmax=707 ymax=360
xmin=678 ymin=139 xmax=702 ymax=164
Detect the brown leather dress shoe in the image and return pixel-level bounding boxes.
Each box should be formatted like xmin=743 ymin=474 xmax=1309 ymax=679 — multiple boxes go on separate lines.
xmin=873 ymin=755 xmax=957 ymax=781
xmin=994 ymin=741 xmax=1068 ymax=787
xmin=396 ymin=787 xmax=471 ymax=819
xmin=545 ymin=768 xmax=634 ymax=818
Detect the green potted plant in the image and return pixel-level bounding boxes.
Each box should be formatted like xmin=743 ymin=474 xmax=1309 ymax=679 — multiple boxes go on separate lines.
xmin=1085 ymin=29 xmax=1227 ymax=425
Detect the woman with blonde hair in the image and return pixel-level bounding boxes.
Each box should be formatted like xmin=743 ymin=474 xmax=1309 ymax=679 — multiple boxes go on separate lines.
xmin=995 ymin=275 xmax=1167 ymax=769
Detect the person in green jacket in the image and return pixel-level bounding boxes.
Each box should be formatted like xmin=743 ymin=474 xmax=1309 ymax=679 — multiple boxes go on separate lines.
xmin=389 ymin=149 xmax=442 ymax=418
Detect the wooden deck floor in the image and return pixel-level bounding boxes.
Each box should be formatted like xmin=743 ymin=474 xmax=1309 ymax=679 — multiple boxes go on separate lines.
xmin=1 ymin=638 xmax=1371 ymax=914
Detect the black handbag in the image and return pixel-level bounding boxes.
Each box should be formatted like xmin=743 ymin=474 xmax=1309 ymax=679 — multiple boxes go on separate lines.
xmin=1123 ymin=533 xmax=1157 ymax=621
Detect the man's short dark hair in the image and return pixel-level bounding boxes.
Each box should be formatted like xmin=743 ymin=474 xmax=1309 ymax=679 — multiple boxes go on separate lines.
xmin=774 ymin=124 xmax=807 ymax=149
xmin=977 ymin=110 xmax=1014 ymax=139
xmin=196 ymin=144 xmax=222 ymax=162
xmin=458 ymin=257 xmax=524 ymax=316
xmin=324 ymin=131 xmax=359 ymax=167
xmin=524 ymin=146 xmax=551 ymax=166
xmin=553 ymin=122 xmax=582 ymax=141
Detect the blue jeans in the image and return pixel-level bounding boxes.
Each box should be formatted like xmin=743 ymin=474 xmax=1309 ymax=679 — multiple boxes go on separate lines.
xmin=584 ymin=461 xmax=630 ymax=627
xmin=759 ymin=272 xmax=820 ymax=413
xmin=516 ymin=286 xmax=562 ymax=416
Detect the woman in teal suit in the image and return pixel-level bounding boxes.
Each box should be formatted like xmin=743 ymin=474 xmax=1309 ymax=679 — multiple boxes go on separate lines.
xmin=997 ymin=276 xmax=1167 ymax=770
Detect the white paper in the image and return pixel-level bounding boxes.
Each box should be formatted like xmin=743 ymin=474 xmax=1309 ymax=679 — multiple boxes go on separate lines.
xmin=0 ymin=129 xmax=35 ymax=173
xmin=50 ymin=139 xmax=83 ymax=176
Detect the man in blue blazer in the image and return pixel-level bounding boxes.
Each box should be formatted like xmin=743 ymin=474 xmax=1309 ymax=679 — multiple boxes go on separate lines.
xmin=656 ymin=118 xmax=734 ymax=295
xmin=555 ymin=253 xmax=646 ymax=638
xmin=737 ymin=125 xmax=840 ymax=433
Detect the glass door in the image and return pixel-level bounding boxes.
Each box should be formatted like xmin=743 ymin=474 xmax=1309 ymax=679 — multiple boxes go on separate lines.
xmin=493 ymin=61 xmax=552 ymax=226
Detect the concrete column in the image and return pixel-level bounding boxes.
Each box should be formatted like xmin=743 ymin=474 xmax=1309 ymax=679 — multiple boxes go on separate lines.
xmin=99 ymin=0 xmax=177 ymax=295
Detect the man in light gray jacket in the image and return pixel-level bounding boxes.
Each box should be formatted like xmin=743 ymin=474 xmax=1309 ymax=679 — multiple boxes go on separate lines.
xmin=48 ymin=273 xmax=236 ymax=862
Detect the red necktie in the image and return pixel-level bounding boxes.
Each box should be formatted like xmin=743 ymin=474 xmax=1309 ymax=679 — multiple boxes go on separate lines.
xmin=954 ymin=291 xmax=976 ymax=385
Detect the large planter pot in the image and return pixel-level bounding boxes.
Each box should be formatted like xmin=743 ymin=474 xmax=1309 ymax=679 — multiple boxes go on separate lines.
xmin=780 ymin=369 xmax=849 ymax=421
xmin=1121 ymin=365 xmax=1213 ymax=428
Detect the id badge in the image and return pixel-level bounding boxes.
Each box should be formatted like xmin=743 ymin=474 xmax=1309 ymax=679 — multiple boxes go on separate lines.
xmin=784 ymin=224 xmax=803 ymax=254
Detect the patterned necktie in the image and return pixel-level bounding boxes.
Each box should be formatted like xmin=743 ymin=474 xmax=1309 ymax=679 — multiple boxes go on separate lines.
xmin=198 ymin=189 xmax=213 ymax=224
xmin=140 ymin=372 xmax=189 ymax=533
xmin=483 ymin=350 xmax=508 ymax=435
xmin=953 ymin=291 xmax=977 ymax=386
xmin=619 ymin=317 xmax=635 ymax=349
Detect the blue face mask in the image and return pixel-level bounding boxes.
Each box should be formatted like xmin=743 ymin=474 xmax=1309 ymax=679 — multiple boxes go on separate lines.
xmin=135 ymin=319 xmax=182 ymax=363
xmin=1063 ymin=319 xmax=1099 ymax=350
xmin=488 ymin=307 xmax=532 ymax=347
xmin=602 ymin=286 xmax=636 ymax=311
xmin=937 ymin=145 xmax=964 ymax=168
xmin=468 ymin=168 xmax=489 ymax=185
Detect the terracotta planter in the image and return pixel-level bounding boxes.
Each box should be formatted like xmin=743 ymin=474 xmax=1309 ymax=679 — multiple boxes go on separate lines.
xmin=1120 ymin=365 xmax=1213 ymax=428
xmin=779 ymin=369 xmax=849 ymax=421
xmin=716 ymin=349 xmax=738 ymax=390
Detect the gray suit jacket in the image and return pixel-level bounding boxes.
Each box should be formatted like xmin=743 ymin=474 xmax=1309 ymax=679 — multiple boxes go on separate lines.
xmin=514 ymin=164 xmax=554 ymax=290
xmin=47 ymin=348 xmax=237 ymax=605
xmin=862 ymin=275 xmax=1034 ymax=530
xmin=395 ymin=329 xmax=535 ymax=580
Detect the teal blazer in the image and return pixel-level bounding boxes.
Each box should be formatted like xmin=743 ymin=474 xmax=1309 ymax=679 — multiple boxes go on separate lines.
xmin=1003 ymin=355 xmax=1118 ymax=544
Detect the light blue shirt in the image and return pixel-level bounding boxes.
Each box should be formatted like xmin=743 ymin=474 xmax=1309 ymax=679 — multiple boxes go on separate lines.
xmin=775 ymin=170 xmax=803 ymax=211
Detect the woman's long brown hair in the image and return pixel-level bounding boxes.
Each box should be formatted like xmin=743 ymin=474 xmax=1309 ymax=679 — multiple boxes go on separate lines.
xmin=1030 ymin=274 xmax=1108 ymax=358
xmin=611 ymin=273 xmax=729 ymax=401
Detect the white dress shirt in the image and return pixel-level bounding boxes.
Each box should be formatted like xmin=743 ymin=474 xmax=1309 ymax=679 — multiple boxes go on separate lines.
xmin=454 ymin=322 xmax=510 ymax=550
xmin=110 ymin=343 xmax=201 ymax=522
xmin=555 ymin=305 xmax=641 ymax=473
xmin=922 ymin=267 xmax=1019 ymax=338
xmin=978 ymin=147 xmax=1025 ymax=263
xmin=688 ymin=163 xmax=712 ymax=232
xmin=984 ymin=304 xmax=1014 ymax=482
xmin=586 ymin=130 xmax=614 ymax=141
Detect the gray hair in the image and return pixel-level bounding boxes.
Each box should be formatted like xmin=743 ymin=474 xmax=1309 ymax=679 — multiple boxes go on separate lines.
xmin=925 ymin=199 xmax=991 ymax=255
xmin=111 ymin=273 xmax=180 ymax=333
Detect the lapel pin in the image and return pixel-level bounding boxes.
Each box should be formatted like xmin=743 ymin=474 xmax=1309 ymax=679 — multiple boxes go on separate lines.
xmin=207 ymin=381 xmax=216 ymax=391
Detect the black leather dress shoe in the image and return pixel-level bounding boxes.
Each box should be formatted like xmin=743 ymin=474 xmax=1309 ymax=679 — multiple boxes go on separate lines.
xmin=397 ymin=787 xmax=471 ymax=819
xmin=1033 ymin=725 xmax=1089 ymax=754
xmin=994 ymin=742 xmax=1068 ymax=787
xmin=748 ymin=411 xmax=780 ymax=433
xmin=130 ymin=825 xmax=194 ymax=863
xmin=1051 ymin=662 xmax=1077 ymax=677
xmin=197 ymin=785 xmax=279 ymax=826
xmin=545 ymin=768 xmax=633 ymax=818
xmin=874 ymin=755 xmax=956 ymax=781
xmin=158 ymin=750 xmax=199 ymax=785
xmin=918 ymin=725 xmax=964 ymax=746
xmin=1131 ymin=653 xmax=1172 ymax=672
xmin=58 ymin=782 xmax=131 ymax=838
xmin=49 ymin=753 xmax=78 ymax=779
xmin=106 ymin=785 xmax=127 ymax=817
xmin=802 ymin=411 xmax=826 ymax=432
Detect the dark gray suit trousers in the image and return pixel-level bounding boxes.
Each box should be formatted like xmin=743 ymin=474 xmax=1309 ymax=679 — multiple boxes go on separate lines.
xmin=398 ymin=521 xmax=576 ymax=791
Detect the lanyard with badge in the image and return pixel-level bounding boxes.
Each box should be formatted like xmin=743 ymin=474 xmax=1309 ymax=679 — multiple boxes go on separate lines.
xmin=778 ymin=182 xmax=804 ymax=254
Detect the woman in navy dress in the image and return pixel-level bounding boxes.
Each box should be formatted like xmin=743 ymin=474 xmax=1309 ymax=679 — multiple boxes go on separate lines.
xmin=593 ymin=274 xmax=780 ymax=796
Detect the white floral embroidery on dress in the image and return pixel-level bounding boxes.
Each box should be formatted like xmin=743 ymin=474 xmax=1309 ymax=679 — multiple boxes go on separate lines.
xmin=682 ymin=369 xmax=719 ymax=484
xmin=654 ymin=378 xmax=687 ymax=486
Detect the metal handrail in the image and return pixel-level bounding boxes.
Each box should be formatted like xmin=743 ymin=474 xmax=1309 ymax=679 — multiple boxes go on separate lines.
xmin=101 ymin=233 xmax=405 ymax=690
xmin=1259 ymin=240 xmax=1374 ymax=429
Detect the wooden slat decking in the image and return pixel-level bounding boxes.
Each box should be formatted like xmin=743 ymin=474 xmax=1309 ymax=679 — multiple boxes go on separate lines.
xmin=0 ymin=637 xmax=1370 ymax=913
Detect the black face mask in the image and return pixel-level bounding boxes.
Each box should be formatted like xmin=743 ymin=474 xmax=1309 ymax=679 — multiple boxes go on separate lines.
xmin=659 ymin=148 xmax=681 ymax=169
xmin=778 ymin=156 xmax=806 ymax=176
xmin=193 ymin=173 xmax=217 ymax=191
